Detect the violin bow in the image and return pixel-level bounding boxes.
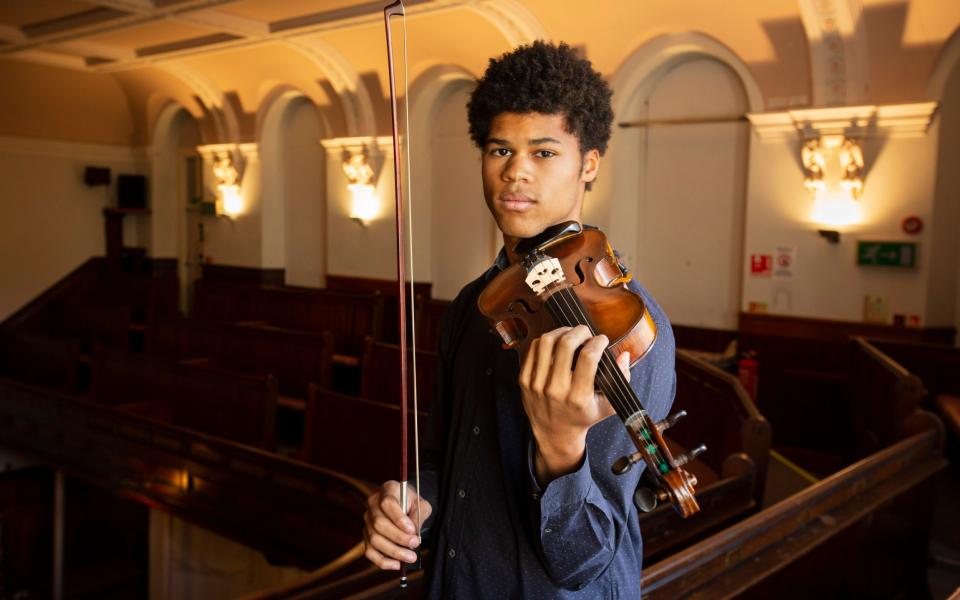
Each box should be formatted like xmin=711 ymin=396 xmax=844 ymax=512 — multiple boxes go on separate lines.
xmin=383 ymin=0 xmax=421 ymax=588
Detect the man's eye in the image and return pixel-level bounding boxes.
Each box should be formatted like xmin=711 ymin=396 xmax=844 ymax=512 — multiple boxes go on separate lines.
xmin=490 ymin=148 xmax=511 ymax=157
xmin=535 ymin=150 xmax=555 ymax=158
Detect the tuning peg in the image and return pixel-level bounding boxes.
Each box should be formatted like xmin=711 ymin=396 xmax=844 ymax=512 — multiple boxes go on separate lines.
xmin=656 ymin=410 xmax=688 ymax=433
xmin=675 ymin=443 xmax=707 ymax=467
xmin=611 ymin=451 xmax=643 ymax=475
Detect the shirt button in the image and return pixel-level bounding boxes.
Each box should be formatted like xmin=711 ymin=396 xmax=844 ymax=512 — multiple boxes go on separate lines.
xmin=532 ymin=492 xmax=540 ymax=501
xmin=485 ymin=367 xmax=493 ymax=376
xmin=448 ymin=548 xmax=456 ymax=559
xmin=544 ymin=528 xmax=552 ymax=533
xmin=472 ymin=425 xmax=480 ymax=435
xmin=458 ymin=489 xmax=466 ymax=498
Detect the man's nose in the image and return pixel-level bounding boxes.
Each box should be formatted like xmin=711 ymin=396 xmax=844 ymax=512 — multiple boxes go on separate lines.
xmin=503 ymin=154 xmax=532 ymax=183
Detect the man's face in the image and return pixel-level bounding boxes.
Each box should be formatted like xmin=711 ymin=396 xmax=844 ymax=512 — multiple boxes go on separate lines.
xmin=481 ymin=112 xmax=599 ymax=240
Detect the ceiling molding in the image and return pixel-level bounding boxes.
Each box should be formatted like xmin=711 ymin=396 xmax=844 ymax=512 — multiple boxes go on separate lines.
xmin=797 ymin=0 xmax=869 ymax=106
xmin=464 ymin=0 xmax=548 ymax=47
xmin=746 ymin=102 xmax=939 ymax=142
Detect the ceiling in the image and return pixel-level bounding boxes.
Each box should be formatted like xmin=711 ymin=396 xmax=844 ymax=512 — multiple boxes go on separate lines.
xmin=0 ymin=0 xmax=438 ymax=71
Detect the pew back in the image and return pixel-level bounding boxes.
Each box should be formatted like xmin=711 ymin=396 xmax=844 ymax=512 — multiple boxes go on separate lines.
xmin=360 ymin=337 xmax=439 ymax=411
xmin=848 ymin=337 xmax=925 ymax=457
xmin=150 ymin=318 xmax=333 ymax=397
xmin=90 ymin=347 xmax=277 ymax=450
xmin=193 ymin=280 xmax=383 ymax=357
xmin=303 ymin=385 xmax=424 ymax=484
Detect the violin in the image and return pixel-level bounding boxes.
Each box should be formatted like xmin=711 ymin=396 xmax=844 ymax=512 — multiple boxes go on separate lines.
xmin=477 ymin=221 xmax=703 ymax=517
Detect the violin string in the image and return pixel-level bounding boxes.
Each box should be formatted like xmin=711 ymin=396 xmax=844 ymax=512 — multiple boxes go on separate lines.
xmin=545 ymin=288 xmax=635 ymax=417
xmin=553 ymin=286 xmax=641 ymax=415
xmin=549 ymin=286 xmax=671 ymax=469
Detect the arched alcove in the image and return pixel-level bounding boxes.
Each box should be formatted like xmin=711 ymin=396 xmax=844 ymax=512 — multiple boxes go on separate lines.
xmin=150 ymin=102 xmax=201 ymax=310
xmin=259 ymin=90 xmax=327 ymax=287
xmin=605 ymin=35 xmax=759 ymax=330
xmin=409 ymin=65 xmax=495 ymax=300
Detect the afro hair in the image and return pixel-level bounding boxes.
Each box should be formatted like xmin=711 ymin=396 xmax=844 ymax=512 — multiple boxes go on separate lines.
xmin=467 ymin=41 xmax=614 ymax=156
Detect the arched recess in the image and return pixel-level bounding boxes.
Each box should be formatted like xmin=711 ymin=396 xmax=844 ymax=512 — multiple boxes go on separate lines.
xmin=927 ymin=29 xmax=960 ymax=336
xmin=150 ymin=101 xmax=202 ymax=311
xmin=604 ymin=34 xmax=760 ymax=330
xmin=259 ymin=88 xmax=327 ymax=287
xmin=409 ymin=65 xmax=494 ymax=300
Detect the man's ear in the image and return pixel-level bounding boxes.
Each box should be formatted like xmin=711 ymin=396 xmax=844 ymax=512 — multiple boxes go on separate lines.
xmin=581 ymin=149 xmax=600 ymax=183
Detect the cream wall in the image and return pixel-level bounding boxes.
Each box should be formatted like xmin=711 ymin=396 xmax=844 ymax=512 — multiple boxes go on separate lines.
xmin=0 ymin=2 xmax=958 ymax=331
xmin=742 ymin=108 xmax=938 ymax=323
xmin=0 ymin=136 xmax=147 ymax=321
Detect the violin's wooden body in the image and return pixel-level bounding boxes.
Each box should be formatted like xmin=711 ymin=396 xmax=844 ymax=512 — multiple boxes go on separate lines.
xmin=478 ymin=226 xmax=657 ymax=367
xmin=478 ymin=222 xmax=703 ymax=518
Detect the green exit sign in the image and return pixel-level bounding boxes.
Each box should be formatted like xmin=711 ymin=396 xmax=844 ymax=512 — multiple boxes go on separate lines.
xmin=857 ymin=241 xmax=917 ymax=268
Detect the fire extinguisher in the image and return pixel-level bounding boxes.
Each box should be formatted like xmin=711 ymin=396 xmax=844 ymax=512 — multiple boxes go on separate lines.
xmin=738 ymin=350 xmax=759 ymax=403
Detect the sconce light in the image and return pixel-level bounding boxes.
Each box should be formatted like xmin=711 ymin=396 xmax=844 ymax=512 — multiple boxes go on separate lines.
xmin=801 ymin=138 xmax=826 ymax=196
xmin=212 ymin=153 xmax=243 ymax=218
xmin=342 ymin=146 xmax=378 ymax=225
xmin=802 ymin=135 xmax=865 ymax=229
xmin=839 ymin=138 xmax=864 ymax=198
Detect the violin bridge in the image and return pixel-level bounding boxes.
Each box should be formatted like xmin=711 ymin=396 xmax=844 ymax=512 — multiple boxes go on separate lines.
xmin=524 ymin=257 xmax=565 ymax=295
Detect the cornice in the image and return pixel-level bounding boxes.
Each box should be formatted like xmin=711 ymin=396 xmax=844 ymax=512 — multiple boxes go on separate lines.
xmin=747 ymin=102 xmax=939 ymax=142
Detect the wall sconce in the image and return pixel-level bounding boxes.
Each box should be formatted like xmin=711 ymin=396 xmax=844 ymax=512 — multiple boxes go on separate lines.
xmin=212 ymin=153 xmax=243 ymax=218
xmin=839 ymin=138 xmax=864 ymax=198
xmin=801 ymin=138 xmax=826 ymax=196
xmin=802 ymin=135 xmax=865 ymax=228
xmin=342 ymin=146 xmax=378 ymax=225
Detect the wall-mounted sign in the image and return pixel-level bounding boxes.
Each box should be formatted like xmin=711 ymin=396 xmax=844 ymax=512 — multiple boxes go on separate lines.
xmin=901 ymin=215 xmax=923 ymax=235
xmin=856 ymin=241 xmax=916 ymax=268
xmin=773 ymin=245 xmax=796 ymax=279
xmin=750 ymin=254 xmax=772 ymax=277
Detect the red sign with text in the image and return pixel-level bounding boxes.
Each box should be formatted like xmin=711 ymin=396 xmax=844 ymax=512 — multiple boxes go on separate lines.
xmin=750 ymin=254 xmax=773 ymax=277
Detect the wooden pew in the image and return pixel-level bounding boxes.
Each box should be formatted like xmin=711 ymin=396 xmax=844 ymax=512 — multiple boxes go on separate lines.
xmin=640 ymin=411 xmax=945 ymax=599
xmin=848 ymin=337 xmax=925 ymax=458
xmin=414 ymin=296 xmax=450 ymax=352
xmin=193 ymin=280 xmax=384 ymax=359
xmin=302 ymin=385 xmax=424 ymax=485
xmin=0 ymin=377 xmax=371 ymax=572
xmin=90 ymin=346 xmax=277 ymax=450
xmin=866 ymin=337 xmax=960 ymax=449
xmin=149 ymin=318 xmax=334 ymax=399
xmin=360 ymin=337 xmax=439 ymax=411
xmin=287 ymin=413 xmax=945 ymax=600
xmin=637 ymin=350 xmax=771 ymax=562
xmin=46 ymin=301 xmax=131 ymax=351
xmin=0 ymin=331 xmax=81 ymax=393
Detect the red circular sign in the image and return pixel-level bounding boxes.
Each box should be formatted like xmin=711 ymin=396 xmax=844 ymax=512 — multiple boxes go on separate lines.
xmin=902 ymin=215 xmax=923 ymax=235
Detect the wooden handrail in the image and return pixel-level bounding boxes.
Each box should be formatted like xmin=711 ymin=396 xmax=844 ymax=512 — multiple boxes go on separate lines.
xmin=0 ymin=377 xmax=372 ymax=571
xmin=0 ymin=257 xmax=101 ymax=332
xmin=640 ymin=412 xmax=945 ymax=598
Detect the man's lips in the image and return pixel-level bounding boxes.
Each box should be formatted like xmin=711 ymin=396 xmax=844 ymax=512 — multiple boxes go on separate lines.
xmin=499 ymin=193 xmax=535 ymax=212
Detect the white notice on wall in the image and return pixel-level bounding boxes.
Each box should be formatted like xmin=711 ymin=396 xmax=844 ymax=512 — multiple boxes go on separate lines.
xmin=773 ymin=245 xmax=796 ymax=279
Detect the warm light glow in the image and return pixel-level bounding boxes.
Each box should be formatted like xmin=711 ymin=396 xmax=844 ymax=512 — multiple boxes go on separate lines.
xmin=811 ymin=191 xmax=862 ymax=227
xmin=212 ymin=153 xmax=244 ymax=217
xmin=349 ymin=183 xmax=378 ymax=224
xmin=218 ymin=183 xmax=243 ymax=217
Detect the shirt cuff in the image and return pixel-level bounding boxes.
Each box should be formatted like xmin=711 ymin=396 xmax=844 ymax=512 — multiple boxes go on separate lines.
xmin=527 ymin=436 xmax=595 ymax=514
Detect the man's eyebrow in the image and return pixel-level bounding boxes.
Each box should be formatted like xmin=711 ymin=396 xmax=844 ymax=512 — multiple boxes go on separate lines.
xmin=485 ymin=136 xmax=562 ymax=146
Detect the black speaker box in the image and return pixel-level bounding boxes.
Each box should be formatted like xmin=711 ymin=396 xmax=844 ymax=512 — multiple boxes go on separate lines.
xmin=117 ymin=174 xmax=148 ymax=209
xmin=84 ymin=166 xmax=111 ymax=186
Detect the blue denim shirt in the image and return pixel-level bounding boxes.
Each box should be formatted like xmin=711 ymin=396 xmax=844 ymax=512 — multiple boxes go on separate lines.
xmin=419 ymin=249 xmax=676 ymax=599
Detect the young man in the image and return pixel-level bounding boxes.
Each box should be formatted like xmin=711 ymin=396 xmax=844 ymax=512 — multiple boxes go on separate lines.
xmin=363 ymin=41 xmax=676 ymax=598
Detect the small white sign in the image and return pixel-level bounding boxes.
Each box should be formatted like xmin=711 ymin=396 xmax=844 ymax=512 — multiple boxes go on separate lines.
xmin=773 ymin=245 xmax=796 ymax=279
